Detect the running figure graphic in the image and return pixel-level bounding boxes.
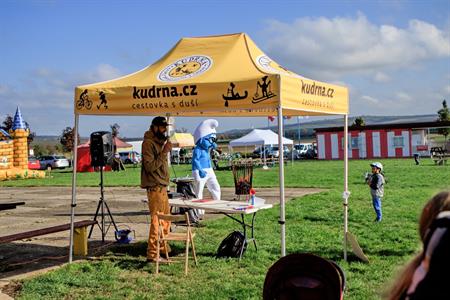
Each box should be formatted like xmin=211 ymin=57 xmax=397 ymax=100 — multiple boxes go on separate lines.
xmin=97 ymin=91 xmax=108 ymax=110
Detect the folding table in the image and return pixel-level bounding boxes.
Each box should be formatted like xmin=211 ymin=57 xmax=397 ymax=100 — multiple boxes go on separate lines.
xmin=169 ymin=197 xmax=272 ymax=258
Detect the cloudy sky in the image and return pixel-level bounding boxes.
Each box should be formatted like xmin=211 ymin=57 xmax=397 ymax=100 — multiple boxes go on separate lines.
xmin=1 ymin=0 xmax=449 ymax=138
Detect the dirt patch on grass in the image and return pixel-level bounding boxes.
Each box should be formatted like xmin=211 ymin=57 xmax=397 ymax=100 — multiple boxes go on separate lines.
xmin=1 ymin=281 xmax=21 ymax=299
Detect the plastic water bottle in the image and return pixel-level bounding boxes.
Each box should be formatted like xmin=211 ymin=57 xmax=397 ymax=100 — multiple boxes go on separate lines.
xmin=251 ymin=195 xmax=255 ymax=206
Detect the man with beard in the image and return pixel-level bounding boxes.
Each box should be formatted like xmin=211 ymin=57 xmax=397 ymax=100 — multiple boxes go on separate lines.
xmin=141 ymin=116 xmax=172 ymax=262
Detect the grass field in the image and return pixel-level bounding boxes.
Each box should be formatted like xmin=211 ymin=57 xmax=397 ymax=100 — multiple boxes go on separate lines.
xmin=8 ymin=158 xmax=450 ymax=299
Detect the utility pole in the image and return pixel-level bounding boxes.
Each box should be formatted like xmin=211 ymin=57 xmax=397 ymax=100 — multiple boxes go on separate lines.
xmin=297 ymin=116 xmax=309 ymax=144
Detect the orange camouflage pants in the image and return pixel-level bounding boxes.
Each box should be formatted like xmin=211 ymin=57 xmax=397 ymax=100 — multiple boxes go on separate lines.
xmin=147 ymin=187 xmax=171 ymax=260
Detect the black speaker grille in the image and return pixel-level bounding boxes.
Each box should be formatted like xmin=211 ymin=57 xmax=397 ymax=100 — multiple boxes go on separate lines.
xmin=90 ymin=131 xmax=113 ymax=167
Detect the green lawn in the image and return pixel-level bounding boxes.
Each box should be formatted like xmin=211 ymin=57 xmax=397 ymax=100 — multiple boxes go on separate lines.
xmin=9 ymin=159 xmax=450 ymax=299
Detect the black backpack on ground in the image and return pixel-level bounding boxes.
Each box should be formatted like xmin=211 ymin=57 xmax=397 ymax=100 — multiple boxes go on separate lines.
xmin=216 ymin=231 xmax=247 ymax=258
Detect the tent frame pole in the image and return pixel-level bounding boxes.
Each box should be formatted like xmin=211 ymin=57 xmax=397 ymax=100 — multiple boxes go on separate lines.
xmin=69 ymin=113 xmax=79 ymax=263
xmin=343 ymin=114 xmax=349 ymax=261
xmin=166 ymin=115 xmax=173 ymax=191
xmin=277 ymin=105 xmax=286 ymax=257
xmin=291 ymin=143 xmax=294 ymax=165
xmin=263 ymin=142 xmax=266 ymax=167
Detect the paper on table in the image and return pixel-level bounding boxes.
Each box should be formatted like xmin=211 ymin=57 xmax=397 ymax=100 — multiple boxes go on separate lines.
xmin=233 ymin=205 xmax=254 ymax=211
xmin=192 ymin=199 xmax=213 ymax=203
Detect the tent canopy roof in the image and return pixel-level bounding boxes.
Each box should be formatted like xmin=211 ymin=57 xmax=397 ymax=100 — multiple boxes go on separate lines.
xmin=169 ymin=133 xmax=195 ymax=148
xmin=229 ymin=129 xmax=293 ymax=147
xmin=75 ymin=33 xmax=348 ymax=117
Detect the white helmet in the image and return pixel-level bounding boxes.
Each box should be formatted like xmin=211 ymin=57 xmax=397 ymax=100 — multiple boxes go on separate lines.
xmin=370 ymin=162 xmax=383 ymax=171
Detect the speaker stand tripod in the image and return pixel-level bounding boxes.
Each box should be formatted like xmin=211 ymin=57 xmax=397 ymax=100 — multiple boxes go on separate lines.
xmin=88 ymin=167 xmax=119 ymax=242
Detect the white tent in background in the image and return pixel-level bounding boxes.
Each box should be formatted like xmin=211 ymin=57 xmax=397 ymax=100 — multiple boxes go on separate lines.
xmin=229 ymin=129 xmax=294 ymax=165
xmin=229 ymin=129 xmax=293 ymax=147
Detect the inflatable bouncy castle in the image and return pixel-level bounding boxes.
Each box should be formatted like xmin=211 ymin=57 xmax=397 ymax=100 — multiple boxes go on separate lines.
xmin=0 ymin=107 xmax=45 ymax=180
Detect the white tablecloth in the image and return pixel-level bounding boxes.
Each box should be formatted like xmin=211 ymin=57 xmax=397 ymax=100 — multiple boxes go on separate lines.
xmin=169 ymin=197 xmax=272 ymax=214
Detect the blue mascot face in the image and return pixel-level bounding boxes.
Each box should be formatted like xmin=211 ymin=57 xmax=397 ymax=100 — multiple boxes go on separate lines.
xmin=197 ymin=133 xmax=217 ymax=150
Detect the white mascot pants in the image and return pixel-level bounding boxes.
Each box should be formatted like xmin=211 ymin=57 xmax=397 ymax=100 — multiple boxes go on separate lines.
xmin=192 ymin=168 xmax=221 ymax=217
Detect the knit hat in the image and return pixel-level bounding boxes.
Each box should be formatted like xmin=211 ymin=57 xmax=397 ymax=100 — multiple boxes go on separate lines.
xmin=193 ymin=119 xmax=219 ymax=143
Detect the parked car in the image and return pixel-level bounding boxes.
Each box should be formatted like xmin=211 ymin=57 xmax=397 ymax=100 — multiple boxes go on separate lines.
xmin=292 ymin=143 xmax=314 ymax=159
xmin=252 ymin=146 xmax=270 ymax=158
xmin=304 ymin=145 xmax=318 ymax=159
xmin=267 ymin=145 xmax=289 ymax=158
xmin=39 ymin=155 xmax=70 ymax=170
xmin=119 ymin=151 xmax=141 ymax=164
xmin=28 ymin=156 xmax=41 ymax=170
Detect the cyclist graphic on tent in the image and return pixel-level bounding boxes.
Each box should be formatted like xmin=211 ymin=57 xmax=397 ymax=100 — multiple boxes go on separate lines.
xmin=77 ymin=89 xmax=93 ymax=110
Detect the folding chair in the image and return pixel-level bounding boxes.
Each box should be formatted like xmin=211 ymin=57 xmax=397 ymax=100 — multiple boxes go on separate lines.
xmin=156 ymin=212 xmax=198 ymax=275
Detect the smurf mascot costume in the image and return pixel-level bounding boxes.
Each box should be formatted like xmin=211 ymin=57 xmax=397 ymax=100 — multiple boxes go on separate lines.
xmin=192 ymin=119 xmax=221 ymax=216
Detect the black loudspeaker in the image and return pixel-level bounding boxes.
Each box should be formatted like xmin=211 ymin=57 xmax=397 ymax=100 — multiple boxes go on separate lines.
xmin=90 ymin=131 xmax=113 ymax=167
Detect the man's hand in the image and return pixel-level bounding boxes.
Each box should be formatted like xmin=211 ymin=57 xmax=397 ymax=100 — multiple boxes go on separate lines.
xmin=162 ymin=141 xmax=172 ymax=154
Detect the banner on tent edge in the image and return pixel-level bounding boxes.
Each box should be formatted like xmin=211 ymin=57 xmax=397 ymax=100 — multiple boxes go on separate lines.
xmin=281 ymin=76 xmax=349 ymax=115
xmin=74 ymin=76 xmax=280 ymax=115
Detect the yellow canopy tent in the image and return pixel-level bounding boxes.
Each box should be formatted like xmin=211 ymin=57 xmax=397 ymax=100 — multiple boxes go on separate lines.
xmin=70 ymin=33 xmax=350 ymax=262
xmin=169 ymin=133 xmax=195 ymax=148
xmin=75 ymin=33 xmax=347 ymax=117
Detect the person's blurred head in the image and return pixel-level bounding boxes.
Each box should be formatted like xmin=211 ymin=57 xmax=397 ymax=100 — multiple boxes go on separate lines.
xmin=386 ymin=190 xmax=450 ymax=300
xmin=419 ymin=191 xmax=450 ymax=241
xmin=150 ymin=116 xmax=169 ymax=140
xmin=370 ymin=162 xmax=383 ymax=174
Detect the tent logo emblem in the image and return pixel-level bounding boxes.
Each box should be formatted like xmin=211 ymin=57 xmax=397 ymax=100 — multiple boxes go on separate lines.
xmin=158 ymin=55 xmax=213 ymax=82
xmin=256 ymin=55 xmax=300 ymax=78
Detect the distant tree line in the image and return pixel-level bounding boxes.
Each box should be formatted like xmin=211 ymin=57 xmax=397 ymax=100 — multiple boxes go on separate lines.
xmin=3 ymin=99 xmax=448 ymax=158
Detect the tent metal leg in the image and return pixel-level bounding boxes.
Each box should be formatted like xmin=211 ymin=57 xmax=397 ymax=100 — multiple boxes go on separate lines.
xmin=69 ymin=114 xmax=79 ymax=263
xmin=277 ymin=106 xmax=286 ymax=257
xmin=343 ymin=114 xmax=349 ymax=261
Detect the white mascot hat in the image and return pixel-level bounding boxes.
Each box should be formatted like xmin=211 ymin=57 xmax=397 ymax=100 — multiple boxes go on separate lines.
xmin=194 ymin=119 xmax=219 ymax=143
